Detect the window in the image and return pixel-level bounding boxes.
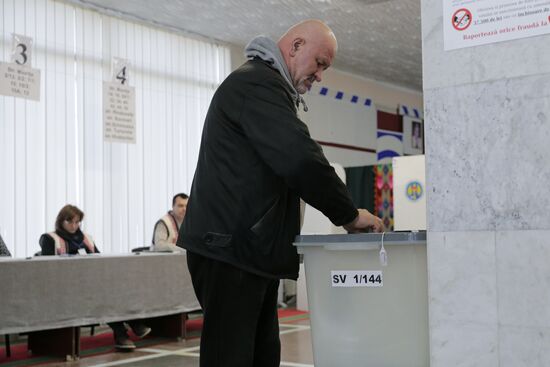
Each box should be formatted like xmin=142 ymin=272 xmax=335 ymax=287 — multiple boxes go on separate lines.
xmin=0 ymin=0 xmax=231 ymax=256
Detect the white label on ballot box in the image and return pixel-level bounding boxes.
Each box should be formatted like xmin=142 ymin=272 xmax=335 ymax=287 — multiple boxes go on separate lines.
xmin=331 ymin=271 xmax=383 ymax=287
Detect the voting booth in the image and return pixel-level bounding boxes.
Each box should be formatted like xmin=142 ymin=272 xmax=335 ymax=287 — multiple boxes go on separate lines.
xmin=294 ymin=232 xmax=428 ymax=367
xmin=392 ymin=155 xmax=426 ymax=231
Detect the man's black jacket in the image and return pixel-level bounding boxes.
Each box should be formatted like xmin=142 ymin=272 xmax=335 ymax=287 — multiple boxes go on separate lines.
xmin=178 ymin=59 xmax=358 ymax=279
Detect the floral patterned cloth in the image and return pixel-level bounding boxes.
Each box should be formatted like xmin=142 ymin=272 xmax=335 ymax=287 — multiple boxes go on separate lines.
xmin=374 ymin=164 xmax=394 ymax=231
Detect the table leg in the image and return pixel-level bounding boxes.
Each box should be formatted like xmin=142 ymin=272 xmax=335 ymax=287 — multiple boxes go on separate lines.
xmin=28 ymin=326 xmax=80 ymax=360
xmin=145 ymin=313 xmax=187 ymax=339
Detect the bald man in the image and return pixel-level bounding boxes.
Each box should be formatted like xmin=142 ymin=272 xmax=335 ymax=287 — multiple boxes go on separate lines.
xmin=179 ymin=20 xmax=383 ymax=367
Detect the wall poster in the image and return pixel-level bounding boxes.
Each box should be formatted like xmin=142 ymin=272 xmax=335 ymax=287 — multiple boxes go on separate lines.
xmin=444 ymin=0 xmax=550 ymax=50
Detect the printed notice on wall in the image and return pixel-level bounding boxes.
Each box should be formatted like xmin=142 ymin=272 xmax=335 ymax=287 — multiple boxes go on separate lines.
xmin=0 ymin=34 xmax=41 ymax=101
xmin=103 ymin=81 xmax=136 ymax=144
xmin=0 ymin=62 xmax=41 ymax=101
xmin=444 ymin=0 xmax=550 ymax=50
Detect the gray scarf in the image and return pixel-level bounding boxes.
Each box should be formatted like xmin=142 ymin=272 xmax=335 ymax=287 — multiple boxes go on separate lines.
xmin=244 ymin=36 xmax=308 ymax=112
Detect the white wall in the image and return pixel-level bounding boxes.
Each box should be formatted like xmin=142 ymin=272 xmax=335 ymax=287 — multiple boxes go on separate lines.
xmin=310 ymin=68 xmax=423 ymax=167
xmin=0 ymin=0 xmax=231 ymax=257
xmin=299 ymin=86 xmax=377 ymax=167
xmin=322 ymin=68 xmax=423 ymax=112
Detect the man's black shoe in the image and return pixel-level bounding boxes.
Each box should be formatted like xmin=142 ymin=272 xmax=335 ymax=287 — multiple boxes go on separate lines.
xmin=114 ymin=335 xmax=136 ymax=350
xmin=132 ymin=324 xmax=152 ymax=338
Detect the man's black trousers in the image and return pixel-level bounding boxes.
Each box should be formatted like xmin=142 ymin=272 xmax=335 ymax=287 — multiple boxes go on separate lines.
xmin=187 ymin=251 xmax=281 ymax=367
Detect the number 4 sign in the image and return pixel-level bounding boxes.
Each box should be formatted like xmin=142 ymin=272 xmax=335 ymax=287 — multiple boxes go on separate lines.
xmin=112 ymin=58 xmax=130 ymax=85
xmin=11 ymin=34 xmax=33 ymax=67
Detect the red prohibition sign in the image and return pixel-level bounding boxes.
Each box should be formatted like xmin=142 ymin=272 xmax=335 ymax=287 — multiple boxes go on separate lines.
xmin=452 ymin=8 xmax=472 ymax=31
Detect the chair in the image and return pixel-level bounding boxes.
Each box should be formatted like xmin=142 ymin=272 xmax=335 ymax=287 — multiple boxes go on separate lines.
xmin=0 ymin=236 xmax=12 ymax=357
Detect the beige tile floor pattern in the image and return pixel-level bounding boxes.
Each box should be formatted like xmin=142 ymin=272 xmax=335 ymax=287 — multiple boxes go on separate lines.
xmin=32 ymin=319 xmax=314 ymax=367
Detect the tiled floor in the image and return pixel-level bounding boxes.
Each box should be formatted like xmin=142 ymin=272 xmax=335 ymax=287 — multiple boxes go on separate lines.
xmin=18 ymin=318 xmax=314 ymax=367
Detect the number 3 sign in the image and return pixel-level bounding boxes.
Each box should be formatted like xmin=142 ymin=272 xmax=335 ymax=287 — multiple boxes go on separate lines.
xmin=112 ymin=58 xmax=130 ymax=85
xmin=11 ymin=34 xmax=33 ymax=67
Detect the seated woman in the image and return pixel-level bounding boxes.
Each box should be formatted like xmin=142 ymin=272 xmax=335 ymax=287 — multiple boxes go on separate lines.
xmin=39 ymin=204 xmax=151 ymax=350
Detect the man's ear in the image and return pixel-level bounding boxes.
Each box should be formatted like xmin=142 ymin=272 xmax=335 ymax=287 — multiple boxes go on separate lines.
xmin=289 ymin=38 xmax=305 ymax=57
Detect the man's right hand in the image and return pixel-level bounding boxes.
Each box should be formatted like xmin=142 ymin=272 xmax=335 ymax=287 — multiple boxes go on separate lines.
xmin=343 ymin=209 xmax=384 ymax=233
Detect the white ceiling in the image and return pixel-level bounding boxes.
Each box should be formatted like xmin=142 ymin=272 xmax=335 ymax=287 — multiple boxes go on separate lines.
xmin=68 ymin=0 xmax=422 ymax=91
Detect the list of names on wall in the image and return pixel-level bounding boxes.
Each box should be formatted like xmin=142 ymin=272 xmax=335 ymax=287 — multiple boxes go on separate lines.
xmin=103 ymin=81 xmax=136 ymax=144
xmin=0 ymin=62 xmax=41 ymax=101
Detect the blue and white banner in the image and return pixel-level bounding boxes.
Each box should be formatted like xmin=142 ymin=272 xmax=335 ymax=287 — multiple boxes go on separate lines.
xmin=398 ymin=104 xmax=423 ymax=119
xmin=309 ymin=86 xmax=373 ymax=108
xmin=377 ymin=129 xmax=403 ymax=164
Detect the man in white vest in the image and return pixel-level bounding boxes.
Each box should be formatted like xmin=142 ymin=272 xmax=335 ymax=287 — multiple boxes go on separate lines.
xmin=152 ymin=193 xmax=188 ymax=252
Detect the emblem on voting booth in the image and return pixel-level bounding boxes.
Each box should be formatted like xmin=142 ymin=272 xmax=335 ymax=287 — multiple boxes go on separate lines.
xmin=405 ymin=181 xmax=423 ymax=201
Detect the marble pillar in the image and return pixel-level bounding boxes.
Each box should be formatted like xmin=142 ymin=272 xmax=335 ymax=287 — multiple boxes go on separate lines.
xmin=422 ymin=0 xmax=550 ymax=366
